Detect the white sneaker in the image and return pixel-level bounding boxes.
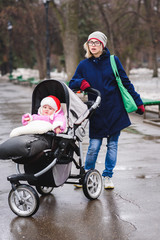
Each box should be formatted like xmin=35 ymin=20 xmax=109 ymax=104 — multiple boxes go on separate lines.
xmin=103 ymin=177 xmax=114 ymax=189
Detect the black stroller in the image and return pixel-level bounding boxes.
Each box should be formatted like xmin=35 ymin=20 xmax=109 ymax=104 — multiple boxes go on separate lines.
xmin=0 ymin=79 xmax=102 ymax=217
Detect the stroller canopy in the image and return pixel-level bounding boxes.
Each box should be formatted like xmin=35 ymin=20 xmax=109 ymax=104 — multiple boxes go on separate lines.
xmin=32 ymin=79 xmax=88 ymax=127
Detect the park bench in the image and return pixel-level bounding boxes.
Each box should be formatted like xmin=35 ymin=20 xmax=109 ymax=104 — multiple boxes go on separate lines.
xmin=28 ymin=77 xmax=40 ymax=87
xmin=17 ymin=76 xmax=39 ymax=86
xmin=142 ymin=98 xmax=160 ymax=119
xmin=9 ymin=74 xmax=16 ymax=81
xmin=17 ymin=75 xmax=29 ymax=84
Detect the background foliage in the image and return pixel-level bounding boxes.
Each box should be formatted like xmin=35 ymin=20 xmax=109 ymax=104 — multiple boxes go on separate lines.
xmin=0 ymin=0 xmax=160 ymax=80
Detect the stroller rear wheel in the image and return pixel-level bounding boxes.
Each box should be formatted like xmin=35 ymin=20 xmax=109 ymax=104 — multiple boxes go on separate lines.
xmin=36 ymin=186 xmax=54 ymax=195
xmin=83 ymin=169 xmax=102 ymax=200
xmin=8 ymin=184 xmax=39 ymax=217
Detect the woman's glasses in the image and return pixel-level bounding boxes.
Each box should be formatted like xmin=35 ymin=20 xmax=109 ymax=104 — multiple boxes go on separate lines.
xmin=88 ymin=41 xmax=101 ymax=46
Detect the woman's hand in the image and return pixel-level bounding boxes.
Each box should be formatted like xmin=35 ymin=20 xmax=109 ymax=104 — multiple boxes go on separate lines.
xmin=136 ymin=105 xmax=145 ymax=115
xmin=80 ymin=79 xmax=90 ymax=91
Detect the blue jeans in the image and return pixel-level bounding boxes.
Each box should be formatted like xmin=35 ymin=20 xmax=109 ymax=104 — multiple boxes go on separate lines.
xmin=84 ymin=131 xmax=120 ymax=178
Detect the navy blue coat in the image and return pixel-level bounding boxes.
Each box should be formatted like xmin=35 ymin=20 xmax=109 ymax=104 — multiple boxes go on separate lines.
xmin=69 ymin=49 xmax=143 ymax=138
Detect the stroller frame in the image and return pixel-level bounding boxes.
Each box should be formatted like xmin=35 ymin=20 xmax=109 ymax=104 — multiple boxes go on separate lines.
xmin=7 ymin=79 xmax=102 ymax=217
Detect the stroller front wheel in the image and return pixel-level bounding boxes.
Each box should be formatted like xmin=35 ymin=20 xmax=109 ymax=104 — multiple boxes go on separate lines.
xmin=36 ymin=186 xmax=54 ymax=195
xmin=83 ymin=169 xmax=102 ymax=200
xmin=8 ymin=184 xmax=39 ymax=217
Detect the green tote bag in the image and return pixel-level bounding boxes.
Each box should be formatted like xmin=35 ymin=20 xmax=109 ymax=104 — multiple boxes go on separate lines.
xmin=110 ymin=55 xmax=138 ymax=113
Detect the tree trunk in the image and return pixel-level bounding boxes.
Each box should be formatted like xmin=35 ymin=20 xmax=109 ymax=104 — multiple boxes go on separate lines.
xmin=152 ymin=44 xmax=158 ymax=77
xmin=23 ymin=1 xmax=46 ymax=80
xmin=143 ymin=0 xmax=158 ymax=77
xmin=62 ymin=0 xmax=79 ymax=81
xmin=125 ymin=56 xmax=130 ymax=76
xmin=95 ymin=0 xmax=115 ymax=52
xmin=36 ymin=47 xmax=46 ymax=80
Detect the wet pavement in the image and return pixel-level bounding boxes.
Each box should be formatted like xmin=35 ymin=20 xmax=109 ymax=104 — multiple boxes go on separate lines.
xmin=0 ymin=78 xmax=160 ymax=240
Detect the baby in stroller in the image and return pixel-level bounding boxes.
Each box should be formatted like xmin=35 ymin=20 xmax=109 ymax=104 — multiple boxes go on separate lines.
xmin=10 ymin=95 xmax=66 ymax=138
xmin=0 ymin=79 xmax=102 ymax=217
xmin=22 ymin=95 xmax=66 ymax=134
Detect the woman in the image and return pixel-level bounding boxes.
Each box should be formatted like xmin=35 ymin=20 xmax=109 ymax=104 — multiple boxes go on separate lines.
xmin=69 ymin=31 xmax=144 ymax=189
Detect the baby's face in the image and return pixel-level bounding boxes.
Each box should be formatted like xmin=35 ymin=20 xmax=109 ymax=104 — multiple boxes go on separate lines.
xmin=42 ymin=105 xmax=55 ymax=116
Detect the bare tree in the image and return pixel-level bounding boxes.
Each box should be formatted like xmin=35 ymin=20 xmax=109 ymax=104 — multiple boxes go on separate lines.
xmin=0 ymin=1 xmax=47 ymax=79
xmin=143 ymin=0 xmax=160 ymax=77
xmin=23 ymin=2 xmax=46 ymax=79
xmin=1 ymin=0 xmax=160 ymax=80
xmin=52 ymin=0 xmax=79 ymax=81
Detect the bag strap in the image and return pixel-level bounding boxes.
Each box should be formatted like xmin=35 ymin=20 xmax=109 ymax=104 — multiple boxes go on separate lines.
xmin=110 ymin=54 xmax=123 ymax=88
xmin=110 ymin=55 xmax=119 ymax=79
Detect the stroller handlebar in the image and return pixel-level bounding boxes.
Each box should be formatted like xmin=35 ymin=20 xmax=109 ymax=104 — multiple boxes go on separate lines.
xmin=72 ymin=87 xmax=101 ymax=124
xmin=72 ymin=87 xmax=101 ymax=109
xmin=73 ymin=87 xmax=101 ymax=98
xmin=84 ymin=87 xmax=101 ymax=97
xmin=84 ymin=87 xmax=101 ymax=111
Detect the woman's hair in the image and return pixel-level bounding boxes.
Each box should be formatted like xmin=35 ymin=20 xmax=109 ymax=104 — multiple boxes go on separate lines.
xmin=83 ymin=42 xmax=93 ymax=58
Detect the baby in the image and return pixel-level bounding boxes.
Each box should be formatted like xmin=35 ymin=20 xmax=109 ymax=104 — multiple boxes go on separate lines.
xmin=22 ymin=95 xmax=66 ymax=134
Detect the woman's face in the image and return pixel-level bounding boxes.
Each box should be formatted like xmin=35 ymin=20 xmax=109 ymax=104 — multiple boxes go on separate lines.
xmin=88 ymin=39 xmax=103 ymax=57
xmin=42 ymin=105 xmax=55 ymax=116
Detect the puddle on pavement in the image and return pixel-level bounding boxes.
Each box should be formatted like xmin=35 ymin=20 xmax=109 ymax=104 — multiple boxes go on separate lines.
xmin=143 ymin=135 xmax=160 ymax=141
xmin=115 ymin=166 xmax=160 ymax=179
xmin=123 ymin=127 xmax=142 ymax=135
xmin=116 ymin=166 xmax=136 ymax=171
xmin=123 ymin=126 xmax=160 ymax=142
xmin=136 ymin=174 xmax=160 ymax=179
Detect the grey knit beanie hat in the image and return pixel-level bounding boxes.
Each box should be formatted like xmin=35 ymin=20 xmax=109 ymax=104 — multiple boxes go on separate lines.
xmin=88 ymin=31 xmax=107 ymax=48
